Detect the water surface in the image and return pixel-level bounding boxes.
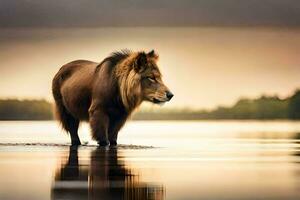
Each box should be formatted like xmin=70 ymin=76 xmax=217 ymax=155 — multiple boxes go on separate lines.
xmin=1 ymin=120 xmax=300 ymax=200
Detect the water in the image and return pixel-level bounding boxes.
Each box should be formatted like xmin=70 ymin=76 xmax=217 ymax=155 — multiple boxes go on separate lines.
xmin=1 ymin=120 xmax=300 ymax=200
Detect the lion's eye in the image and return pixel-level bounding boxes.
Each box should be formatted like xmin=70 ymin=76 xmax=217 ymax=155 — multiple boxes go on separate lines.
xmin=147 ymin=77 xmax=155 ymax=82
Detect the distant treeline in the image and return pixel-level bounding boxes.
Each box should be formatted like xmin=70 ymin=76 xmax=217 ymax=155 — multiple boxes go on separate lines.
xmin=0 ymin=90 xmax=299 ymax=120
xmin=0 ymin=99 xmax=53 ymax=120
xmin=133 ymin=89 xmax=300 ymax=120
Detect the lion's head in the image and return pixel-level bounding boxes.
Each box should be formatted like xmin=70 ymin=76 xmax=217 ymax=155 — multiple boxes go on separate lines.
xmin=116 ymin=50 xmax=173 ymax=111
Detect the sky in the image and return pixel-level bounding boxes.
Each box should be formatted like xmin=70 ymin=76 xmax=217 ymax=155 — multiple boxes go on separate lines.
xmin=1 ymin=0 xmax=300 ymax=27
xmin=0 ymin=1 xmax=300 ymax=109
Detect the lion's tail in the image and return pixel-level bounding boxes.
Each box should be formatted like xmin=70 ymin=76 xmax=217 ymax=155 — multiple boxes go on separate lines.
xmin=52 ymin=69 xmax=74 ymax=133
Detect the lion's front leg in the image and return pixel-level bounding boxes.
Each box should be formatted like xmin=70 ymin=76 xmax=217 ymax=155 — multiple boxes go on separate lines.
xmin=89 ymin=106 xmax=110 ymax=146
xmin=108 ymin=115 xmax=127 ymax=146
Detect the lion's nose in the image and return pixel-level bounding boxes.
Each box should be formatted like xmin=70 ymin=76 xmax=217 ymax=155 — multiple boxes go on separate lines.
xmin=166 ymin=91 xmax=174 ymax=100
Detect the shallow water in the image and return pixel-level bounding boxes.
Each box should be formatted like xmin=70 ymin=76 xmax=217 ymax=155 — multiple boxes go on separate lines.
xmin=1 ymin=120 xmax=300 ymax=200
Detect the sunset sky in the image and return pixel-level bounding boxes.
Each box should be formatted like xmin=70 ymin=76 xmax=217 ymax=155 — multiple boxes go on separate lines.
xmin=0 ymin=1 xmax=300 ymax=109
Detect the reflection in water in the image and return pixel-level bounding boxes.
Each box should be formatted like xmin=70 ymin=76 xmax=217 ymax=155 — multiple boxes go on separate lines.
xmin=293 ymin=132 xmax=300 ymax=158
xmin=51 ymin=147 xmax=164 ymax=200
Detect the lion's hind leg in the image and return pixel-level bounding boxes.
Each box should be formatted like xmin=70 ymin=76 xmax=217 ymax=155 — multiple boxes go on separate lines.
xmin=54 ymin=102 xmax=81 ymax=146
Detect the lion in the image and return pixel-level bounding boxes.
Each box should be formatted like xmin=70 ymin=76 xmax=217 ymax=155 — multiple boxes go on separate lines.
xmin=52 ymin=50 xmax=173 ymax=146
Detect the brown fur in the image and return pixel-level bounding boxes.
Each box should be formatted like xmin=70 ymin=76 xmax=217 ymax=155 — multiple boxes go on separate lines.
xmin=52 ymin=50 xmax=173 ymax=146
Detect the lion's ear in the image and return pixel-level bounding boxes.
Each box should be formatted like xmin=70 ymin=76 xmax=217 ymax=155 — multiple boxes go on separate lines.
xmin=134 ymin=52 xmax=147 ymax=72
xmin=148 ymin=50 xmax=155 ymax=56
xmin=148 ymin=49 xmax=159 ymax=59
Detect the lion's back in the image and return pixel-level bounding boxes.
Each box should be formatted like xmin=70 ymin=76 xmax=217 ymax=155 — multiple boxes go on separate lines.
xmin=53 ymin=60 xmax=99 ymax=120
